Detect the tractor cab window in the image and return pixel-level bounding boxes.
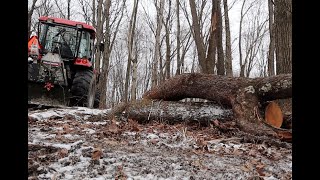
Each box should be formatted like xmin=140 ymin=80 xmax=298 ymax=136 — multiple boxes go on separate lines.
xmin=39 ymin=23 xmax=77 ymax=59
xmin=78 ymin=31 xmax=91 ymax=59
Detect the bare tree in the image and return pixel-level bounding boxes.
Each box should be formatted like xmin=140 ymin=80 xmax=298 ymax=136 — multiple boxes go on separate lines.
xmin=238 ymin=0 xmax=254 ymax=77
xmin=189 ymin=0 xmax=210 ymax=73
xmin=53 ymin=0 xmax=72 ymax=19
xmin=28 ymin=0 xmax=39 ymax=37
xmin=239 ymin=1 xmax=268 ymax=77
xmin=223 ymin=0 xmax=233 ymax=76
xmin=98 ymin=0 xmax=126 ymax=108
xmin=267 ymin=0 xmax=275 ymax=76
xmin=152 ymin=0 xmax=164 ymax=87
xmin=216 ymin=0 xmax=225 ymax=75
xmin=94 ymin=0 xmax=104 ymax=73
xmin=175 ymin=0 xmax=181 ymax=75
xmin=163 ymin=0 xmax=173 ymax=80
xmin=92 ymin=0 xmax=96 ymax=27
xmin=274 ymin=0 xmax=292 ymax=74
xmin=78 ymin=0 xmax=92 ymax=24
xmin=124 ymin=0 xmax=139 ymax=102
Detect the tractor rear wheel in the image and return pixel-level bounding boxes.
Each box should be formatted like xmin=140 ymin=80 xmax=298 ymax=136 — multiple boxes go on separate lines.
xmin=69 ymin=69 xmax=99 ymax=108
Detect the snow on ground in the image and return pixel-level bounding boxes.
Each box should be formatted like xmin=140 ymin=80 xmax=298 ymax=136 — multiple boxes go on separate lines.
xmin=28 ymin=107 xmax=292 ymax=180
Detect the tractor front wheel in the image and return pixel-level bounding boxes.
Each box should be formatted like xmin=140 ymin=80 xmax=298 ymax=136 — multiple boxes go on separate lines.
xmin=69 ymin=69 xmax=99 ymax=108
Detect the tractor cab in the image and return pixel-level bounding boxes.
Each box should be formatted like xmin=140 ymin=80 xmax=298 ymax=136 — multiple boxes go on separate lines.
xmin=37 ymin=16 xmax=96 ymax=66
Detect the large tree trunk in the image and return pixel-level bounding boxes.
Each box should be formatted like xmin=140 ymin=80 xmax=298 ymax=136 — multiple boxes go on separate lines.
xmin=275 ymin=0 xmax=292 ymax=74
xmin=141 ymin=73 xmax=291 ymax=137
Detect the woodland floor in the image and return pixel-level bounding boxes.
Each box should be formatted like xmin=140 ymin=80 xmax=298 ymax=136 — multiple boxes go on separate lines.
xmin=28 ymin=106 xmax=292 ymax=180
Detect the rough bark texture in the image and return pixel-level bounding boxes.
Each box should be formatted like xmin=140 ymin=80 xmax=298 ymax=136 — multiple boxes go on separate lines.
xmin=118 ymin=100 xmax=232 ymax=125
xmin=216 ymin=0 xmax=225 ymax=76
xmin=142 ymin=73 xmax=292 ymax=137
xmin=267 ymin=0 xmax=275 ymax=76
xmin=223 ymin=0 xmax=233 ymax=77
xmin=189 ymin=0 xmax=208 ymax=73
xmin=28 ymin=0 xmax=38 ymax=38
xmin=275 ymin=0 xmax=292 ymax=74
xmin=152 ymin=0 xmax=164 ymax=87
xmin=175 ymin=0 xmax=181 ymax=75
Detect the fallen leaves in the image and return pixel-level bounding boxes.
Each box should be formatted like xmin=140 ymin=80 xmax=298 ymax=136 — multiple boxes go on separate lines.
xmin=92 ymin=147 xmax=103 ymax=160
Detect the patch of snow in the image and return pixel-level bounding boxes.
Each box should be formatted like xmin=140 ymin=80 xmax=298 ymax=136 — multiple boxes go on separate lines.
xmin=147 ymin=133 xmax=159 ymax=139
xmin=83 ymin=128 xmax=96 ymax=134
xmin=259 ymin=83 xmax=272 ymax=92
xmin=244 ymin=85 xmax=255 ymax=93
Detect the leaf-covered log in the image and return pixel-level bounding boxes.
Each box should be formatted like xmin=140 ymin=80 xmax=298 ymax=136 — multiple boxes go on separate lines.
xmin=141 ymin=73 xmax=292 ymax=138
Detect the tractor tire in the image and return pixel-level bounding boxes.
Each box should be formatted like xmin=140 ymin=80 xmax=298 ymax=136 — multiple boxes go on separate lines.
xmin=69 ymin=69 xmax=99 ymax=108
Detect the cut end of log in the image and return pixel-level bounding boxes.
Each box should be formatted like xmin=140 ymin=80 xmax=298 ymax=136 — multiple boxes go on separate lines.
xmin=265 ymin=101 xmax=283 ymax=128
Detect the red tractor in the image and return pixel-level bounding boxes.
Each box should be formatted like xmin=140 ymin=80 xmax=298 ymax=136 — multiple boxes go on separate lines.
xmin=28 ymin=16 xmax=100 ymax=108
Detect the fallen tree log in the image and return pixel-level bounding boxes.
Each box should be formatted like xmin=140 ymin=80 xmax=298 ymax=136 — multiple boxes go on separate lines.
xmin=140 ymin=73 xmax=292 ymax=138
xmin=119 ymin=100 xmax=233 ymax=125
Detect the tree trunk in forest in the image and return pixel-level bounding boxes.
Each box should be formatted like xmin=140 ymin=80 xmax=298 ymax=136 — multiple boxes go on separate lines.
xmin=205 ymin=0 xmax=217 ymax=75
xmin=216 ymin=0 xmax=225 ymax=75
xmin=67 ymin=0 xmax=71 ymax=20
xmin=274 ymin=0 xmax=292 ymax=74
xmin=164 ymin=0 xmax=172 ymax=80
xmin=98 ymin=0 xmax=111 ymax=109
xmin=142 ymin=73 xmax=291 ymax=137
xmin=223 ymin=0 xmax=233 ymax=77
xmin=152 ymin=0 xmax=164 ymax=87
xmin=189 ymin=0 xmax=208 ymax=73
xmin=94 ymin=0 xmax=104 ymax=73
xmin=92 ymin=0 xmax=96 ymax=28
xmin=124 ymin=0 xmax=139 ymax=103
xmin=175 ymin=0 xmax=181 ymax=75
xmin=28 ymin=0 xmax=38 ymax=38
xmin=239 ymin=0 xmax=246 ymax=77
xmin=267 ymin=0 xmax=275 ymax=76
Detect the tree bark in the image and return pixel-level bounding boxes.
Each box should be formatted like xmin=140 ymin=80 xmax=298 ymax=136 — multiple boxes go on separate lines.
xmin=28 ymin=0 xmax=38 ymax=38
xmin=124 ymin=0 xmax=139 ymax=103
xmin=205 ymin=0 xmax=217 ymax=74
xmin=216 ymin=0 xmax=225 ymax=75
xmin=267 ymin=0 xmax=275 ymax=76
xmin=189 ymin=0 xmax=208 ymax=73
xmin=175 ymin=0 xmax=181 ymax=75
xmin=274 ymin=0 xmax=292 ymax=74
xmin=223 ymin=0 xmax=233 ymax=77
xmin=152 ymin=0 xmax=164 ymax=87
xmin=142 ymin=73 xmax=291 ymax=136
xmin=121 ymin=100 xmax=232 ymax=125
xmin=98 ymin=0 xmax=111 ymax=109
xmin=94 ymin=0 xmax=104 ymax=73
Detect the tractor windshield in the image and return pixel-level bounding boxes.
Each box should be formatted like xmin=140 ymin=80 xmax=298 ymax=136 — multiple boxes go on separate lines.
xmin=39 ymin=23 xmax=91 ymax=59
